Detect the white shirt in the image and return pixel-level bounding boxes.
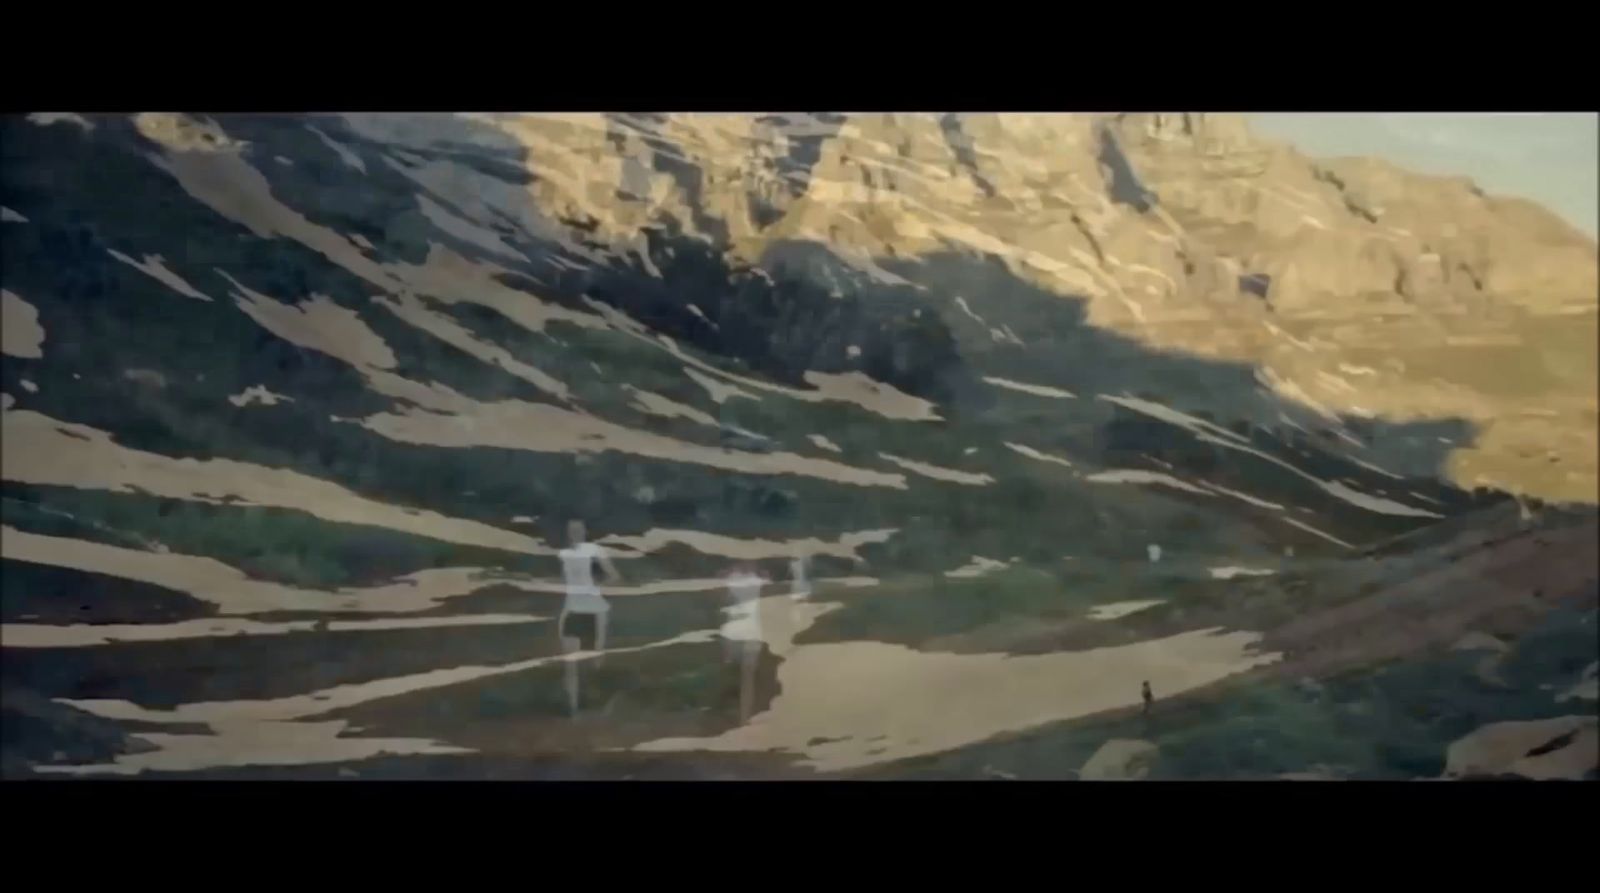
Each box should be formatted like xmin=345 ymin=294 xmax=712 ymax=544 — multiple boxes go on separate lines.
xmin=721 ymin=572 xmax=766 ymax=642
xmin=559 ymin=542 xmax=609 ymax=614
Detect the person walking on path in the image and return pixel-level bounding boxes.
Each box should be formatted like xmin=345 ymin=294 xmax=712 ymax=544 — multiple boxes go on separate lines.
xmin=1141 ymin=680 xmax=1155 ymax=732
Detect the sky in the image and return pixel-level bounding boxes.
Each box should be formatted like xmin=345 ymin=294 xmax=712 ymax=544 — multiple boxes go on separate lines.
xmin=1247 ymin=113 xmax=1598 ymax=237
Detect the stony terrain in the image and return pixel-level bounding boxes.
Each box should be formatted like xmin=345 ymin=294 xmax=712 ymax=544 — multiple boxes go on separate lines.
xmin=1 ymin=112 xmax=1595 ymax=779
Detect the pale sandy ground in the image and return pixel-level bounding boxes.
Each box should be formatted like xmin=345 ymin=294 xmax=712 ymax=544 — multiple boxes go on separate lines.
xmin=943 ymin=556 xmax=1010 ymax=578
xmin=878 ymin=452 xmax=995 ymax=485
xmin=807 ymin=434 xmax=842 ymax=453
xmin=597 ymin=527 xmax=895 ymax=562
xmin=982 ymin=376 xmax=1076 ymax=399
xmin=105 ymin=250 xmax=214 ymax=301
xmin=1 ymin=525 xmax=525 ymax=615
xmin=25 ymin=113 xmax=93 ymax=131
xmin=1004 ymin=442 xmax=1076 ymax=469
xmin=226 ymin=385 xmax=292 ymax=407
xmin=223 ymin=271 xmax=910 ymax=489
xmin=2 ymin=408 xmax=549 ymax=556
xmin=1086 ymin=600 xmax=1164 ymax=621
xmin=34 ymin=627 xmax=724 ymax=775
xmin=1 ymin=522 xmax=882 ymax=616
xmin=19 ymin=515 xmax=1591 ymax=778
xmin=1209 ymin=566 xmax=1275 ymax=580
xmin=1443 ymin=716 xmax=1598 ymax=780
xmin=625 ymin=385 xmax=718 ymax=426
xmin=27 ymin=580 xmax=1271 ymax=777
xmin=629 ymin=596 xmax=1278 ymax=772
xmin=1086 ymin=469 xmax=1212 ymax=495
xmin=1 ymin=613 xmax=549 ymax=648
xmin=2 ymin=290 xmax=46 ymax=359
xmin=35 ymin=720 xmax=469 ymax=777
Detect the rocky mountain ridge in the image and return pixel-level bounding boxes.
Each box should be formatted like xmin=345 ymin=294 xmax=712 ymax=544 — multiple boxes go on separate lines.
xmin=323 ymin=111 xmax=1596 ymax=501
xmin=441 ymin=111 xmax=1596 ymax=318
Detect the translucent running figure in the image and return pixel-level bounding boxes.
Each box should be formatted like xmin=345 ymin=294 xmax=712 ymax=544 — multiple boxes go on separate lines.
xmin=557 ymin=520 xmax=622 ymax=717
xmin=789 ymin=550 xmax=812 ymax=601
xmin=1147 ymin=544 xmax=1162 ymax=564
xmin=721 ymin=561 xmax=769 ymax=722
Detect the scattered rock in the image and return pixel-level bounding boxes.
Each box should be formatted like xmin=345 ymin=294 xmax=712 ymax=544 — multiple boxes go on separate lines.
xmin=1451 ymin=632 xmax=1509 ymax=653
xmin=123 ymin=368 xmax=169 ymax=389
xmin=1080 ymin=739 xmax=1160 ymax=780
xmin=1556 ymin=662 xmax=1598 ymax=703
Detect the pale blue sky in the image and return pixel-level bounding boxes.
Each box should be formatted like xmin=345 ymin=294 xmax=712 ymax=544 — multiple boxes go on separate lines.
xmin=1248 ymin=113 xmax=1598 ymax=237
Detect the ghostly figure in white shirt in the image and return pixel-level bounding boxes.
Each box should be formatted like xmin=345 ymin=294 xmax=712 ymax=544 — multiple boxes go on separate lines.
xmin=556 ymin=520 xmax=621 ymax=717
xmin=721 ymin=562 xmax=769 ymax=722
xmin=789 ymin=551 xmax=812 ymax=601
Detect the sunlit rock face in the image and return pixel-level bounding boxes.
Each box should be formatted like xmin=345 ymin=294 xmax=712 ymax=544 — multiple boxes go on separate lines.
xmin=2 ymin=113 xmax=1594 ymax=781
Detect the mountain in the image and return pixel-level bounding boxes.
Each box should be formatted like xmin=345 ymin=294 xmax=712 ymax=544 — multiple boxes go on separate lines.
xmin=1 ymin=112 xmax=1595 ymax=780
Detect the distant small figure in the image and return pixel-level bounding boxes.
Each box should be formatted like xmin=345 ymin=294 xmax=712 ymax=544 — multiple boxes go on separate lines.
xmin=1142 ymin=680 xmax=1154 ymax=716
xmin=1147 ymin=544 xmax=1162 ymax=565
xmin=1284 ymin=546 xmax=1295 ymax=559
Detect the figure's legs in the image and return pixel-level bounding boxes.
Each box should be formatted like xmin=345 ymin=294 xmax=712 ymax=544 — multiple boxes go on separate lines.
xmin=739 ymin=641 xmax=758 ymax=723
xmin=564 ymin=657 xmax=580 ymax=717
xmin=558 ymin=612 xmax=580 ymax=717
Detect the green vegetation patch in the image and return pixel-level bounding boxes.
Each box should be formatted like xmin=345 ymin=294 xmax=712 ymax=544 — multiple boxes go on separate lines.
xmin=2 ymin=485 xmax=537 ymax=588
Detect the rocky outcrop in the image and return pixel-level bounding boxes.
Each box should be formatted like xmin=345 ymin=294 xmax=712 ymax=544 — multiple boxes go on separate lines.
xmin=341 ymin=111 xmax=1598 ymax=327
xmin=1080 ymin=738 xmax=1160 ymax=780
